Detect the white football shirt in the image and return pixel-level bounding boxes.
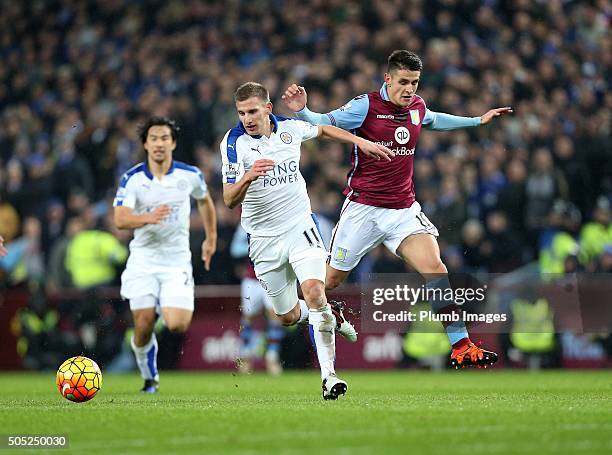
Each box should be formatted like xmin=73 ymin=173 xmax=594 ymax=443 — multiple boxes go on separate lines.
xmin=220 ymin=115 xmax=319 ymax=237
xmin=113 ymin=161 xmax=208 ymax=266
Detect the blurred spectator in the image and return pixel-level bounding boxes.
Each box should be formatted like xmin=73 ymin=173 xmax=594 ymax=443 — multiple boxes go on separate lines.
xmin=0 ymin=202 xmax=20 ymax=244
xmin=41 ymin=199 xmax=66 ymax=262
xmin=0 ymin=216 xmax=45 ymax=286
xmin=461 ymin=219 xmax=486 ymax=272
xmin=497 ymin=159 xmax=527 ymax=234
xmin=596 ymin=246 xmax=612 ymax=273
xmin=477 ymin=154 xmax=506 ymax=220
xmin=53 ymin=136 xmax=95 ymax=204
xmin=431 ymin=175 xmax=466 ymax=246
xmin=539 ymin=200 xmax=581 ymax=275
xmin=553 ymin=135 xmax=593 ymax=214
xmin=579 ymin=196 xmax=612 ymax=269
xmin=481 ymin=211 xmax=524 ymax=273
xmin=525 ymin=148 xmax=568 ymax=234
xmin=2 ymin=160 xmax=31 ymax=217
xmin=46 ymin=216 xmax=84 ymax=292
xmin=64 ymin=209 xmax=127 ymax=289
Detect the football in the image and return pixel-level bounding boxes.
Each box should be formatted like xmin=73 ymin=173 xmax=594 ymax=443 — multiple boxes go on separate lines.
xmin=56 ymin=356 xmax=102 ymax=403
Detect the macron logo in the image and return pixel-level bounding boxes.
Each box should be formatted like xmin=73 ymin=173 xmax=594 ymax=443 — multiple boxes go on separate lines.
xmin=377 ymin=114 xmax=395 ymax=119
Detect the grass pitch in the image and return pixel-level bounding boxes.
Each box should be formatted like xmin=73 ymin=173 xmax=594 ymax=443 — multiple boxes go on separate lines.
xmin=0 ymin=370 xmax=610 ymax=454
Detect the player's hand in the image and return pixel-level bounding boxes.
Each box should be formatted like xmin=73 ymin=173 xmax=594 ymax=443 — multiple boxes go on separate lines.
xmin=282 ymin=84 xmax=307 ymax=112
xmin=146 ymin=205 xmax=172 ymax=224
xmin=245 ymin=159 xmax=275 ymax=182
xmin=359 ymin=140 xmax=395 ymax=161
xmin=201 ymin=238 xmax=216 ymax=271
xmin=480 ymin=107 xmax=513 ymax=125
xmin=0 ymin=235 xmax=7 ymax=257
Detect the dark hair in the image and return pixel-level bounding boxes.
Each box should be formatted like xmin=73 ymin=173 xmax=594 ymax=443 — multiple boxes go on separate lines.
xmin=138 ymin=117 xmax=180 ymax=144
xmin=388 ymin=50 xmax=423 ymax=73
xmin=234 ymin=82 xmax=270 ymax=103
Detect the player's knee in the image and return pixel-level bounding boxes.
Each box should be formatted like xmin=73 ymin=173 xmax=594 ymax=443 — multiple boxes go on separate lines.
xmin=301 ymin=280 xmax=326 ymax=308
xmin=417 ymin=257 xmax=448 ymax=275
xmin=429 ymin=260 xmax=447 ymax=274
xmin=134 ymin=314 xmax=155 ymax=333
xmin=133 ymin=316 xmax=155 ymax=346
xmin=278 ymin=313 xmax=296 ymax=326
xmin=166 ymin=319 xmax=190 ymax=334
xmin=277 ymin=306 xmax=299 ymax=326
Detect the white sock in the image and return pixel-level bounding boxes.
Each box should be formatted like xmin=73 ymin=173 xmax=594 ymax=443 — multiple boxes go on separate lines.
xmin=308 ymin=305 xmax=336 ymax=380
xmin=131 ymin=333 xmax=159 ymax=382
xmin=297 ymin=299 xmax=309 ymax=324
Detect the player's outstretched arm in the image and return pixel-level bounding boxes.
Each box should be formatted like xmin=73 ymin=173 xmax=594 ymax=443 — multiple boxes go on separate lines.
xmin=318 ymin=125 xmax=394 ymax=161
xmin=480 ymin=107 xmax=513 ymax=125
xmin=196 ymin=193 xmax=217 ymax=271
xmin=0 ymin=235 xmax=7 ymax=257
xmin=222 ymin=159 xmax=275 ymax=209
xmin=282 ymin=84 xmax=308 ymax=112
xmin=282 ymin=84 xmax=334 ymax=126
xmin=424 ymin=107 xmax=512 ymax=131
xmin=114 ymin=205 xmax=171 ymax=229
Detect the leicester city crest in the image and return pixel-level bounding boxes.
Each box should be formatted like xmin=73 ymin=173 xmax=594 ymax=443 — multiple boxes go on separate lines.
xmin=280 ymin=132 xmax=292 ymax=144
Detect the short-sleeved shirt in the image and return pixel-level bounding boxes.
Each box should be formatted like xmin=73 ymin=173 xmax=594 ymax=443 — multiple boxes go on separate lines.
xmin=220 ymin=114 xmax=319 ymax=237
xmin=113 ymin=160 xmax=208 ymax=265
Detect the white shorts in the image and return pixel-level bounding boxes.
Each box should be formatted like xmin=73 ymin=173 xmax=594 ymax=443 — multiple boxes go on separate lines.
xmin=328 ymin=200 xmax=439 ymax=271
xmin=240 ymin=277 xmax=273 ymax=316
xmin=121 ymin=263 xmax=195 ymax=311
xmin=248 ymin=216 xmax=327 ymax=316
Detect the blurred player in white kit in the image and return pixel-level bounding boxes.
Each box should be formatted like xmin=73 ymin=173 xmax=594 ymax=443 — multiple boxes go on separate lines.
xmin=114 ymin=117 xmax=217 ymax=392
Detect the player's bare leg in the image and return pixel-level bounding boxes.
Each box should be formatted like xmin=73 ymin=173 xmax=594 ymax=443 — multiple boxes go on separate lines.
xmin=160 ymin=307 xmax=193 ymax=334
xmin=158 ymin=307 xmax=192 ymax=371
xmin=131 ymin=306 xmax=159 ymax=392
xmin=397 ymin=233 xmax=498 ymax=368
xmin=396 ymin=233 xmax=447 ymax=275
xmin=325 ymin=265 xmax=350 ymax=290
xmin=301 ymin=279 xmax=347 ymax=400
xmin=133 ymin=308 xmax=156 ymax=346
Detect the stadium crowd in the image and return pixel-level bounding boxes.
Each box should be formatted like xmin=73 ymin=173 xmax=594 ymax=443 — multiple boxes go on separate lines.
xmin=0 ymin=1 xmax=609 ymax=302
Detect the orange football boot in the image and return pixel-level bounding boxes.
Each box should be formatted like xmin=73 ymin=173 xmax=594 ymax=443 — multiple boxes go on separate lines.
xmin=451 ymin=341 xmax=498 ymax=369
